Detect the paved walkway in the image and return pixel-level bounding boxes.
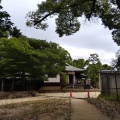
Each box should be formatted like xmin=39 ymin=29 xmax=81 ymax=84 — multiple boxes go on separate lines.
xmin=0 ymin=92 xmax=100 ymax=105
xmin=71 ymin=98 xmax=110 ymax=120
xmin=39 ymin=91 xmax=100 ymax=98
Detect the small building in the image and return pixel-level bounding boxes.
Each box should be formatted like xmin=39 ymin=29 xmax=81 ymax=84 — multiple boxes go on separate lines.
xmin=99 ymin=70 xmax=120 ymax=95
xmin=44 ymin=64 xmax=86 ymax=89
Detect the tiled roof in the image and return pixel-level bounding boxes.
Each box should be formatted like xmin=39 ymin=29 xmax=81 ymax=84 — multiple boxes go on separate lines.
xmin=65 ymin=65 xmax=85 ymax=72
xmin=101 ymin=70 xmax=113 ymax=73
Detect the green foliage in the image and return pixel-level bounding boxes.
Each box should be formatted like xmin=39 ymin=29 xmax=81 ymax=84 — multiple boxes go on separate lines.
xmin=87 ymin=53 xmax=102 ymax=87
xmin=98 ymin=93 xmax=120 ymax=102
xmin=9 ymin=26 xmax=22 ymax=38
xmin=27 ymin=37 xmax=71 ymax=76
xmin=0 ymin=3 xmax=13 ymax=38
xmin=102 ymin=64 xmax=112 ymax=70
xmin=60 ymin=74 xmax=68 ymax=89
xmin=26 ymin=0 xmax=120 ymax=44
xmin=89 ymin=53 xmax=99 ymax=64
xmin=111 ymin=49 xmax=120 ymax=69
xmin=72 ymin=58 xmax=89 ymax=69
xmin=55 ymin=10 xmax=80 ymax=37
xmin=0 ymin=2 xmax=22 ymax=38
xmin=0 ymin=37 xmax=32 ymax=77
xmin=0 ymin=36 xmax=71 ymax=91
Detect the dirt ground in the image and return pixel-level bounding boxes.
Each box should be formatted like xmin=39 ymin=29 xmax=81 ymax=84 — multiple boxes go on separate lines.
xmin=0 ymin=92 xmax=118 ymax=120
xmin=0 ymin=98 xmax=113 ymax=120
xmin=0 ymin=98 xmax=71 ymax=120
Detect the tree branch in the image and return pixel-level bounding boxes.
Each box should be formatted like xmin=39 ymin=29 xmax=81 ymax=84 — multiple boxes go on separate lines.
xmin=87 ymin=0 xmax=97 ymax=20
xmin=116 ymin=0 xmax=120 ymax=9
xmin=34 ymin=11 xmax=55 ymax=25
xmin=33 ymin=0 xmax=67 ymax=25
xmin=33 ymin=0 xmax=95 ymax=25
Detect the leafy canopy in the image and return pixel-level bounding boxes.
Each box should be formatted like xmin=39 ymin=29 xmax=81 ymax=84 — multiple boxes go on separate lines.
xmin=102 ymin=64 xmax=112 ymax=70
xmin=26 ymin=0 xmax=120 ymax=44
xmin=72 ymin=58 xmax=89 ymax=69
xmin=0 ymin=1 xmax=21 ymax=38
xmin=0 ymin=36 xmax=71 ymax=80
xmin=87 ymin=53 xmax=102 ymax=87
xmin=111 ymin=49 xmax=120 ymax=70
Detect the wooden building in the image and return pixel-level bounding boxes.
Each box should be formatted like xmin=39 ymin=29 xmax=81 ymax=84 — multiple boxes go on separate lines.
xmin=44 ymin=64 xmax=86 ymax=89
xmin=99 ymin=70 xmax=120 ymax=95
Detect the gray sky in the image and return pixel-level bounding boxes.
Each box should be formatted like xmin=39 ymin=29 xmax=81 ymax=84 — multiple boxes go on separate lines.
xmin=1 ymin=0 xmax=120 ymax=65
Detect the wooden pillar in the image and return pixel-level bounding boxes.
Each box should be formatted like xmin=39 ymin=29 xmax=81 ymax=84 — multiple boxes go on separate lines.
xmin=68 ymin=75 xmax=69 ymax=84
xmin=73 ymin=74 xmax=75 ymax=89
xmin=1 ymin=80 xmax=4 ymax=91
xmin=98 ymin=72 xmax=101 ymax=90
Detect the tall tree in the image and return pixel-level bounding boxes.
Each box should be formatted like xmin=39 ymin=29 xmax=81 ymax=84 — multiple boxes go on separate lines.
xmin=27 ymin=37 xmax=72 ymax=76
xmin=87 ymin=53 xmax=102 ymax=87
xmin=26 ymin=0 xmax=120 ymax=44
xmin=9 ymin=26 xmax=22 ymax=38
xmin=0 ymin=36 xmax=72 ymax=91
xmin=102 ymin=64 xmax=112 ymax=70
xmin=72 ymin=58 xmax=89 ymax=69
xmin=0 ymin=1 xmax=22 ymax=38
xmin=0 ymin=37 xmax=34 ymax=90
xmin=0 ymin=1 xmax=13 ymax=38
xmin=111 ymin=49 xmax=120 ymax=70
xmin=89 ymin=53 xmax=99 ymax=64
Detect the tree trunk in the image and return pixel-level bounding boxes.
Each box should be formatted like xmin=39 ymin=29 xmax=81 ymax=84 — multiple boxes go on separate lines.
xmin=116 ymin=0 xmax=120 ymax=9
xmin=22 ymin=71 xmax=26 ymax=90
xmin=1 ymin=80 xmax=4 ymax=91
xmin=11 ymin=77 xmax=14 ymax=91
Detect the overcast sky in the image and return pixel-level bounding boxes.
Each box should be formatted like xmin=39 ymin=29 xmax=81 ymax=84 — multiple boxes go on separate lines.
xmin=2 ymin=0 xmax=120 ymax=65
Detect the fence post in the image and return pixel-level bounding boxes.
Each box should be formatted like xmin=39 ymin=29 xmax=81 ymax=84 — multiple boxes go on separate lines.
xmin=101 ymin=77 xmax=103 ymax=95
xmin=114 ymin=72 xmax=119 ymax=102
xmin=107 ymin=75 xmax=109 ymax=97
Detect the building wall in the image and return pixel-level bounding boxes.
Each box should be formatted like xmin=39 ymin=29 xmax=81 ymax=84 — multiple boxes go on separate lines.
xmin=100 ymin=73 xmax=120 ymax=88
xmin=100 ymin=72 xmax=120 ymax=93
xmin=44 ymin=74 xmax=60 ymax=83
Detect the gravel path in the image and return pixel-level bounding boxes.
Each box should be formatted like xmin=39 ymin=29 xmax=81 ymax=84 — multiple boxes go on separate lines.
xmin=71 ymin=98 xmax=111 ymax=120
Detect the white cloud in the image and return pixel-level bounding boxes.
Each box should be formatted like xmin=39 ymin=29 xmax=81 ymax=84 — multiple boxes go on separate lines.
xmin=61 ymin=45 xmax=116 ymax=65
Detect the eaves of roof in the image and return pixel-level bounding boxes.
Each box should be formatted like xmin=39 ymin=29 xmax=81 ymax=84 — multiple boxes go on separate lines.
xmin=65 ymin=65 xmax=85 ymax=72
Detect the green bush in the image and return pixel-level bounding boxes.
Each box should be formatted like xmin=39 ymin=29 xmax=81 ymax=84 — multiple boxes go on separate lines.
xmin=60 ymin=74 xmax=68 ymax=89
xmin=97 ymin=93 xmax=120 ymax=102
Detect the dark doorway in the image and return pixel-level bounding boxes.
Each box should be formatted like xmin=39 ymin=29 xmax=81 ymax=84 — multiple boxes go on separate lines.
xmin=69 ymin=75 xmax=73 ymax=84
